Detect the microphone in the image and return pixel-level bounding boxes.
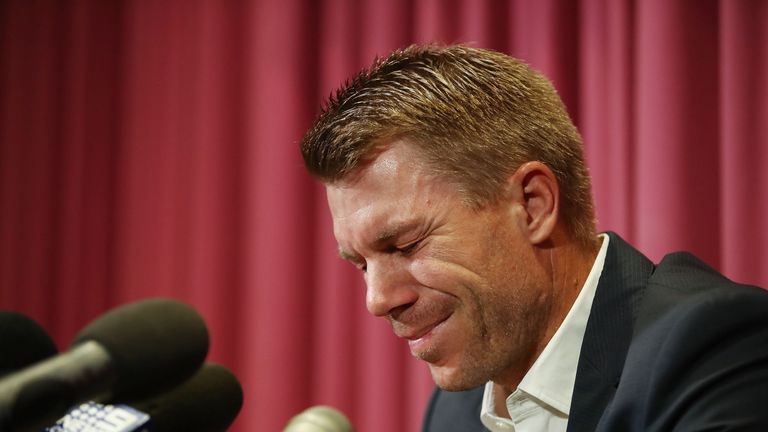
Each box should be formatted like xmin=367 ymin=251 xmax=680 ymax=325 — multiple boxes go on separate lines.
xmin=47 ymin=363 xmax=244 ymax=432
xmin=0 ymin=311 xmax=57 ymax=377
xmin=283 ymin=405 xmax=354 ymax=432
xmin=0 ymin=298 xmax=209 ymax=431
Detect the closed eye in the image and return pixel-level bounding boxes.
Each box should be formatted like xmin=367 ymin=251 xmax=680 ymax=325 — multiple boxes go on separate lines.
xmin=395 ymin=240 xmax=421 ymax=255
xmin=338 ymin=249 xmax=368 ymax=273
xmin=348 ymin=258 xmax=367 ymax=273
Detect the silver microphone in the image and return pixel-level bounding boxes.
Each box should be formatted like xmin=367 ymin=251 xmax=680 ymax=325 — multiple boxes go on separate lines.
xmin=283 ymin=405 xmax=353 ymax=432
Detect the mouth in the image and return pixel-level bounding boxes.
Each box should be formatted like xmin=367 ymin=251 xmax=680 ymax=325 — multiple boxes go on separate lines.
xmin=396 ymin=314 xmax=452 ymax=357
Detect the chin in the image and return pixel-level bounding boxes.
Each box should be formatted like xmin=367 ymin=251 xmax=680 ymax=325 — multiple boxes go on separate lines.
xmin=428 ymin=362 xmax=488 ymax=392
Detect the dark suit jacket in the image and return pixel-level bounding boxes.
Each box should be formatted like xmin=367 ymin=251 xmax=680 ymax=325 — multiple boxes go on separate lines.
xmin=422 ymin=232 xmax=768 ymax=431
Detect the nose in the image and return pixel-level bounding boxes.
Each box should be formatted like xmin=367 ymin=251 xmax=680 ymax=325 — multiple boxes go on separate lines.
xmin=364 ymin=257 xmax=418 ymax=317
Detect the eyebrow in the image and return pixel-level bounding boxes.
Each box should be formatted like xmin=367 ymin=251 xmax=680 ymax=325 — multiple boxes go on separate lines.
xmin=337 ymin=220 xmax=421 ymax=261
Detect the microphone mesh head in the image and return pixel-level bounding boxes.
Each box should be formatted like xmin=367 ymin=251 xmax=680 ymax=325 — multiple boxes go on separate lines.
xmin=284 ymin=405 xmax=353 ymax=432
xmin=0 ymin=311 xmax=57 ymax=376
xmin=133 ymin=362 xmax=244 ymax=431
xmin=72 ymin=298 xmax=209 ymax=401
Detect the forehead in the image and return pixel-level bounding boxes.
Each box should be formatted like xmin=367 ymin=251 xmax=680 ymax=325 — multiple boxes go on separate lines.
xmin=326 ymin=142 xmax=424 ymax=218
xmin=325 ymin=141 xmax=457 ymax=241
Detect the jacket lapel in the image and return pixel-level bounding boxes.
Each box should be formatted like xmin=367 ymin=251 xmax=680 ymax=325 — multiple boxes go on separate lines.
xmin=567 ymin=233 xmax=655 ymax=432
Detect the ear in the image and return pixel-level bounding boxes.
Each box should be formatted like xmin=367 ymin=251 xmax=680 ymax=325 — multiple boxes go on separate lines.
xmin=507 ymin=162 xmax=559 ymax=245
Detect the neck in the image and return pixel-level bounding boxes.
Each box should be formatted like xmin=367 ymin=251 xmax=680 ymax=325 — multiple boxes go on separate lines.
xmin=495 ymin=230 xmax=601 ymax=395
xmin=546 ymin=233 xmax=601 ymax=327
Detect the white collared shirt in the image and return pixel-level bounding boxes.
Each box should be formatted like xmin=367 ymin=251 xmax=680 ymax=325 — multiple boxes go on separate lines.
xmin=480 ymin=234 xmax=610 ymax=432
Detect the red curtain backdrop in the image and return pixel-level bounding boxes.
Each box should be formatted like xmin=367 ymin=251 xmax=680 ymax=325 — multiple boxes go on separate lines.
xmin=1 ymin=1 xmax=766 ymax=431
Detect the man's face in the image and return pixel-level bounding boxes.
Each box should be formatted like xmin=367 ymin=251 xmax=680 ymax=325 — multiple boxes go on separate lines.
xmin=326 ymin=140 xmax=552 ymax=390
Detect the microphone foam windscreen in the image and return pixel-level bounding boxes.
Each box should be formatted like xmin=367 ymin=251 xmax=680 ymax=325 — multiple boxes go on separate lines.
xmin=0 ymin=311 xmax=57 ymax=377
xmin=284 ymin=405 xmax=354 ymax=432
xmin=71 ymin=298 xmax=209 ymax=401
xmin=133 ymin=362 xmax=244 ymax=432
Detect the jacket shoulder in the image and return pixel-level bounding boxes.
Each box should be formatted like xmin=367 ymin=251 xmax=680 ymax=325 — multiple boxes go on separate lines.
xmin=637 ymin=251 xmax=765 ymax=332
xmin=601 ymin=255 xmax=768 ymax=431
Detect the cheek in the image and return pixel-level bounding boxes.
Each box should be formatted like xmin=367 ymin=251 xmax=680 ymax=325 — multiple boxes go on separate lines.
xmin=409 ymin=256 xmax=489 ymax=301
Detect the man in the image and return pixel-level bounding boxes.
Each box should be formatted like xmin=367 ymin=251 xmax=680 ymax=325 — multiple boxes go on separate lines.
xmin=300 ymin=45 xmax=768 ymax=431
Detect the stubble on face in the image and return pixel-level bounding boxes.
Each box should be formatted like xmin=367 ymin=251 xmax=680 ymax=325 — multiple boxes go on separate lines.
xmin=421 ymin=210 xmax=552 ymax=392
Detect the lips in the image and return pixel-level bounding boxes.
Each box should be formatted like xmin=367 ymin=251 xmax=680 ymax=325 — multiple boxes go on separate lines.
xmin=393 ymin=314 xmax=451 ymax=341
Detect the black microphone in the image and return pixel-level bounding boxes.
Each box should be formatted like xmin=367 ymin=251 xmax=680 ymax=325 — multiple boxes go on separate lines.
xmin=0 ymin=298 xmax=209 ymax=431
xmin=283 ymin=405 xmax=354 ymax=432
xmin=0 ymin=311 xmax=57 ymax=377
xmin=47 ymin=363 xmax=244 ymax=432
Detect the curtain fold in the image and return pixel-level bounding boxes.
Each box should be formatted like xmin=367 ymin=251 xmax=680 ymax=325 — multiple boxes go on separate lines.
xmin=1 ymin=1 xmax=766 ymax=431
xmin=719 ymin=0 xmax=768 ymax=286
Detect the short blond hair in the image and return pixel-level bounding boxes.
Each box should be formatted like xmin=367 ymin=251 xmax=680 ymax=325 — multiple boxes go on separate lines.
xmin=301 ymin=44 xmax=596 ymax=247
